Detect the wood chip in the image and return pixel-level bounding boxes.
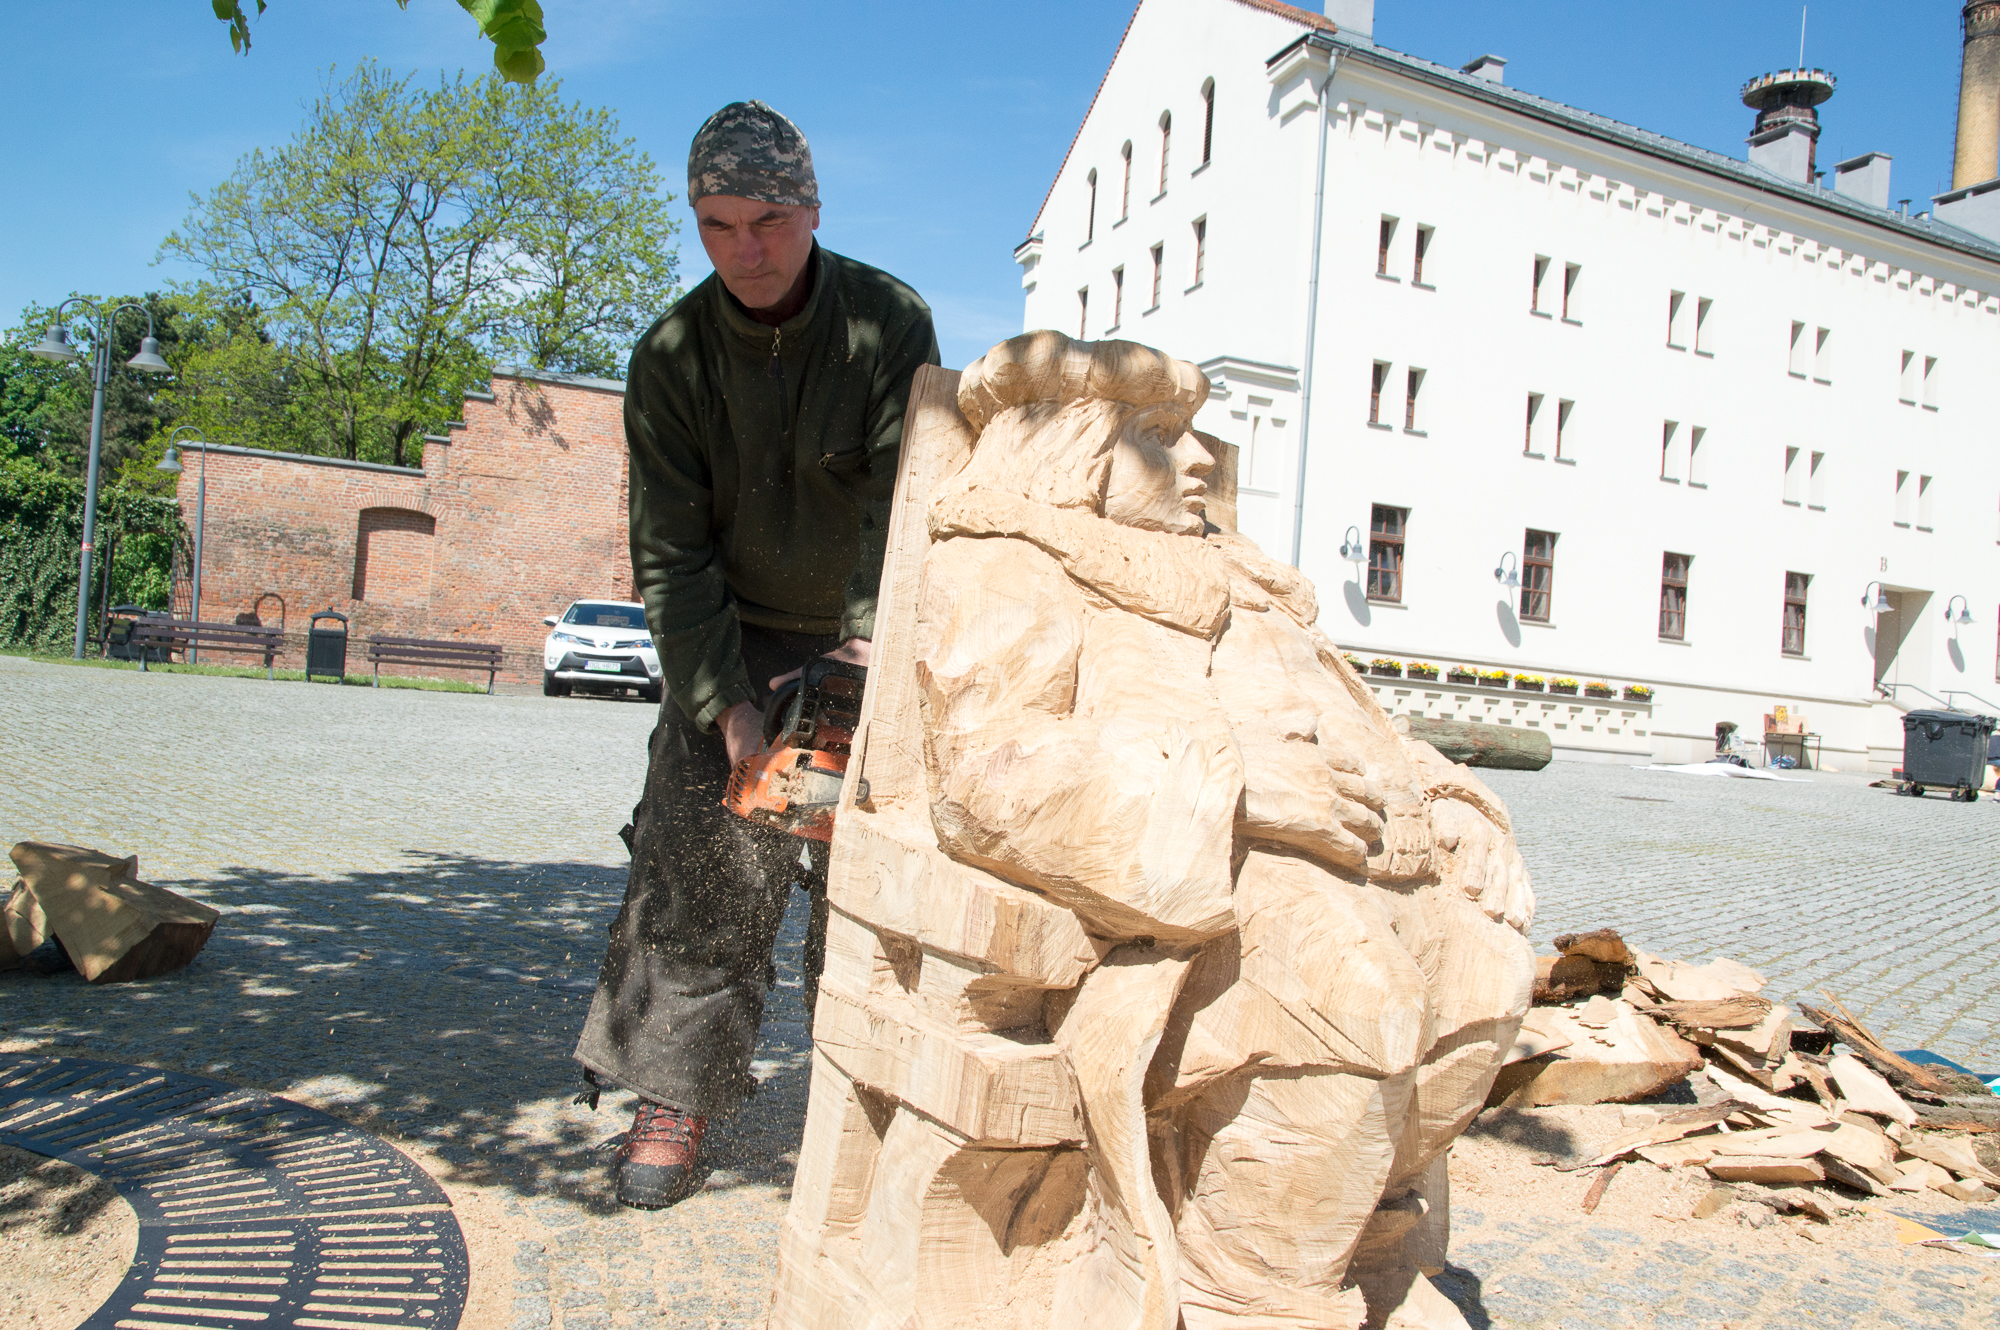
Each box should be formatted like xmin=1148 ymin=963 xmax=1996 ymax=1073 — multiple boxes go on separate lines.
xmin=1580 ymin=1161 xmax=1622 ymax=1214
xmin=1901 ymin=1133 xmax=2000 ymax=1186
xmin=1554 ymin=928 xmax=1633 ymax=965
xmin=1818 ymin=1153 xmax=1887 ymax=1196
xmin=1705 ymin=1155 xmax=1825 ymax=1184
xmin=1577 ymin=995 xmax=1619 ymax=1029
xmin=1691 ymin=1184 xmax=1737 ymax=1219
xmin=1939 ymin=1178 xmax=1997 ymax=1203
xmin=1827 ymin=1053 xmax=1918 ymax=1126
xmin=1888 ymin=1159 xmax=1955 ymax=1192
xmin=1648 ymin=996 xmax=1774 ymax=1031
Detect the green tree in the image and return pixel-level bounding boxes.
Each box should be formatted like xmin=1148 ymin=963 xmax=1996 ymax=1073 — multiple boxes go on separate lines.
xmin=161 ymin=63 xmax=680 ymax=468
xmin=215 ymin=0 xmax=548 ymax=83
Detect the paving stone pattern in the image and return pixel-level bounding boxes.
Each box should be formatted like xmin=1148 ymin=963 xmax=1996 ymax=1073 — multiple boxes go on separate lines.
xmin=1 ymin=654 xmax=1995 ymax=1329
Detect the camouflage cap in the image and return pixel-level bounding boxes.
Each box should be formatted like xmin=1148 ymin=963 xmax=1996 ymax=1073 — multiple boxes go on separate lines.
xmin=687 ymin=100 xmax=820 ymax=208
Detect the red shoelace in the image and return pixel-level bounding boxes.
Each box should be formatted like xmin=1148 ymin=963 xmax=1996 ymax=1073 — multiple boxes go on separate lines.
xmin=624 ymin=1102 xmax=704 ymax=1154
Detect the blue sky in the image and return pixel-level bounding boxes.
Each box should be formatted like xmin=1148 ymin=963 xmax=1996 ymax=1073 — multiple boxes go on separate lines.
xmin=0 ymin=1 xmax=1969 ymax=370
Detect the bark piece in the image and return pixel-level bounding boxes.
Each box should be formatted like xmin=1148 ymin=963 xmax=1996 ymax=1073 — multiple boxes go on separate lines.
xmin=1532 ymin=953 xmax=1621 ymax=1004
xmin=1553 ymin=928 xmax=1633 ymax=966
xmin=1391 ymin=715 xmax=1551 ymax=770
xmin=1799 ymin=998 xmax=1964 ymax=1098
xmin=1704 ymin=1156 xmax=1826 ymax=1184
xmin=1647 ymin=996 xmax=1773 ymax=1031
xmin=9 ymin=842 xmax=218 ymax=984
xmin=1579 ymin=1162 xmax=1621 ymax=1214
xmin=1487 ymin=1002 xmax=1702 ymax=1107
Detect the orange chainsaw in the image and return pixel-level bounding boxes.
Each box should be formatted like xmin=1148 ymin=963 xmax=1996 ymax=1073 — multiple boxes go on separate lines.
xmin=722 ymin=658 xmax=868 ymax=842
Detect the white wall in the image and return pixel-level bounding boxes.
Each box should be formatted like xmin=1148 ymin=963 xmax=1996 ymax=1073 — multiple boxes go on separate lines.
xmin=1018 ymin=2 xmax=2000 ymax=770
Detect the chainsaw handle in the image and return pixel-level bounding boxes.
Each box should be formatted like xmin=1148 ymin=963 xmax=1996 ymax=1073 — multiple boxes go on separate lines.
xmin=763 ymin=679 xmax=803 ymax=746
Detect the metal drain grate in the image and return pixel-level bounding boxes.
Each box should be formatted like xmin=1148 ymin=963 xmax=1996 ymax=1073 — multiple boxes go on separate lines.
xmin=0 ymin=1054 xmax=468 ymax=1329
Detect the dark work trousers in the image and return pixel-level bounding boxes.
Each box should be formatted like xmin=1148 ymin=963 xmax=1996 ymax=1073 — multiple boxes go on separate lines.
xmin=573 ymin=624 xmax=839 ymax=1118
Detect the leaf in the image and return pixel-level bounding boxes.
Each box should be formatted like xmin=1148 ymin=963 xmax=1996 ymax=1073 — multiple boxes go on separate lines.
xmin=457 ymin=0 xmax=547 ymax=84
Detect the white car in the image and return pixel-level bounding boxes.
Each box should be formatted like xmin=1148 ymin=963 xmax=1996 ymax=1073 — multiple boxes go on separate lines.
xmin=541 ymin=600 xmax=662 ymax=702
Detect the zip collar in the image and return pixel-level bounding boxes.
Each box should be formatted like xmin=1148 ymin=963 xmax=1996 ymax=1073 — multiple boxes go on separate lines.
xmin=715 ymin=243 xmax=827 ymax=359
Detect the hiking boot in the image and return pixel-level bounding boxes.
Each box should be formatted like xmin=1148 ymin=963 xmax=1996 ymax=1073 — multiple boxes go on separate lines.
xmin=612 ymin=1100 xmax=707 ymax=1210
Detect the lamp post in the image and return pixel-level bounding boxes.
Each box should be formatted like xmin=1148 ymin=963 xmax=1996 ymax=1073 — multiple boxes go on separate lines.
xmin=29 ymin=299 xmax=172 ymax=657
xmin=155 ymin=427 xmax=209 ymax=662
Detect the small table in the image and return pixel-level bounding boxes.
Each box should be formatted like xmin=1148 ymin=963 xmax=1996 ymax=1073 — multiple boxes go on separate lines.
xmin=1764 ymin=731 xmax=1822 ymax=770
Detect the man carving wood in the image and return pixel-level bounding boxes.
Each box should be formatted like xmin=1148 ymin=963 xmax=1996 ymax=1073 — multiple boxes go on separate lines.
xmin=767 ymin=333 xmax=1534 ymax=1329
xmin=572 ymin=100 xmax=938 ymax=1210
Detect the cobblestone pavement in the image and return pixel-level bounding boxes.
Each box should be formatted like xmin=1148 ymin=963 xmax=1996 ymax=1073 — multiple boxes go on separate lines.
xmin=1 ymin=653 xmax=1996 ymax=1330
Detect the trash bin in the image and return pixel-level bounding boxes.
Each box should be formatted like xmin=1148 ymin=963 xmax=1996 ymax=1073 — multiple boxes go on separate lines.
xmin=1899 ymin=709 xmax=1998 ymax=800
xmin=306 ymin=609 xmax=349 ymax=684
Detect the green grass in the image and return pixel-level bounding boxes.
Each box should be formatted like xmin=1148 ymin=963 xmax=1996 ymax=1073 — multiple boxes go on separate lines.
xmin=0 ymin=646 xmax=487 ymax=693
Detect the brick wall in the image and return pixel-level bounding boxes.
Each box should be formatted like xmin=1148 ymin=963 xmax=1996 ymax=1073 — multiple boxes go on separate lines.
xmin=173 ymin=368 xmax=632 ymax=683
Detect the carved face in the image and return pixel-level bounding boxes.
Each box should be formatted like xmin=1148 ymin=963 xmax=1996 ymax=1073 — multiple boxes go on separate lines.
xmin=1103 ymin=404 xmax=1212 ymax=535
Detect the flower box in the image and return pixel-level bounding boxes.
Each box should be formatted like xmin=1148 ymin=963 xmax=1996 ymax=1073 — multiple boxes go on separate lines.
xmin=1623 ymin=685 xmax=1654 ymax=702
xmin=1478 ymin=672 xmax=1510 ymax=687
xmin=1343 ymin=654 xmax=1366 ymax=672
xmin=1513 ymin=678 xmax=1545 ymax=692
xmin=1584 ymin=682 xmax=1616 ymax=699
xmin=1370 ymin=665 xmax=1403 ymax=678
xmin=1406 ymin=664 xmax=1440 ymax=681
xmin=1549 ymin=677 xmax=1579 ymax=696
xmin=1446 ymin=670 xmax=1479 ymax=685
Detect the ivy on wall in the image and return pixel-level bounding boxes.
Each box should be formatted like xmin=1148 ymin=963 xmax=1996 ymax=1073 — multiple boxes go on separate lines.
xmin=0 ymin=464 xmax=184 ymax=651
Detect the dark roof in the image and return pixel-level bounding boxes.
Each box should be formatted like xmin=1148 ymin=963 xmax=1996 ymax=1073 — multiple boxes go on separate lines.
xmin=1283 ymin=30 xmax=2000 ymax=270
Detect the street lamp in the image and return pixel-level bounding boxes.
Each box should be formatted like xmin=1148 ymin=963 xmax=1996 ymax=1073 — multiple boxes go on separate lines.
xmin=1337 ymin=525 xmax=1367 ymax=566
xmin=1943 ymin=594 xmax=1975 ymax=627
xmin=1859 ymin=581 xmax=1892 ymax=614
xmin=155 ymin=427 xmax=210 ymax=662
xmin=1493 ymin=551 xmax=1522 ymax=590
xmin=29 ymin=299 xmax=173 ymax=657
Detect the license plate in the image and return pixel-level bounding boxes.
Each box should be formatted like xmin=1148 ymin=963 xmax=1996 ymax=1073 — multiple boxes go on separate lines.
xmin=584 ymin=660 xmax=623 ymax=672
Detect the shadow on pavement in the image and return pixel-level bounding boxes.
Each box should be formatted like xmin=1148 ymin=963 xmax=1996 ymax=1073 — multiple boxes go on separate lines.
xmin=0 ymin=853 xmax=816 ymax=1217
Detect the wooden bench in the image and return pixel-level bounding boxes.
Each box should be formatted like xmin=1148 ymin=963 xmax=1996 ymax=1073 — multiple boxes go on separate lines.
xmin=365 ymin=636 xmax=504 ymax=693
xmin=131 ymin=619 xmax=283 ymax=678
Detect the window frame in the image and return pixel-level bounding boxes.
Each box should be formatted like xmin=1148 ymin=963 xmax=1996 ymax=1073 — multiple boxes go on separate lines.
xmin=1110 ymin=266 xmax=1124 ymax=328
xmin=1191 ymin=217 xmax=1207 ymax=287
xmin=1085 ymin=168 xmax=1097 ymax=243
xmin=1148 ymin=243 xmax=1164 ymax=309
xmin=1659 ymin=552 xmax=1690 ymax=640
xmin=1403 ymin=367 xmax=1426 ymax=432
xmin=1562 ymin=262 xmax=1581 ymax=320
xmin=1077 ymin=287 xmax=1088 ymax=339
xmin=1378 ymin=216 xmax=1397 ymax=277
xmin=1782 ymin=572 xmax=1810 ymax=656
xmin=1519 ymin=529 xmax=1556 ymax=622
xmin=1413 ymin=224 xmax=1433 ymax=286
xmin=1200 ymin=78 xmax=1215 ymax=166
xmin=1366 ymin=504 xmax=1407 ymax=603
xmin=1157 ymin=111 xmax=1172 ymax=196
xmin=1369 ymin=360 xmax=1390 ymax=426
xmin=1120 ymin=141 xmax=1133 ymax=219
xmin=1531 ymin=255 xmax=1551 ymax=312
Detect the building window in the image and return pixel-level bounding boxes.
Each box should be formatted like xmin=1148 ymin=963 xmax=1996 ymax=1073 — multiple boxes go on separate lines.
xmin=1686 ymin=425 xmax=1706 ymax=485
xmin=1900 ymin=350 xmax=1918 ymax=403
xmin=1782 ymin=572 xmax=1810 ymax=655
xmin=1078 ymin=287 xmax=1088 ymax=338
xmin=1895 ymin=469 xmax=1911 ymax=525
xmin=1783 ymin=447 xmax=1804 ymax=504
xmin=1555 ymin=399 xmax=1574 ymax=460
xmin=1378 ymin=216 xmax=1397 ymax=276
xmin=1808 ymin=451 xmax=1825 ymax=507
xmin=1520 ymin=529 xmax=1555 ymax=622
xmin=1404 ymin=368 xmax=1425 ymax=431
xmin=1413 ymin=225 xmax=1433 ymax=285
xmin=1695 ymin=297 xmax=1712 ymax=352
xmin=1200 ymin=78 xmax=1215 ymax=165
xmin=1524 ymin=392 xmax=1544 ymax=455
xmin=1562 ymin=262 xmax=1581 ymax=319
xmin=1659 ymin=552 xmax=1690 ymax=639
xmin=1531 ymin=255 xmax=1551 ymax=312
xmin=1111 ymin=267 xmax=1124 ymax=328
xmin=1085 ymin=169 xmax=1097 ymax=243
xmin=1813 ymin=326 xmax=1833 ymax=382
xmin=1120 ymin=141 xmax=1133 ymax=219
xmin=1369 ymin=361 xmax=1390 ymax=425
xmin=1191 ymin=217 xmax=1206 ymax=286
xmin=1158 ymin=112 xmax=1171 ymax=195
xmin=1367 ymin=504 xmax=1406 ymax=602
xmin=1149 ymin=244 xmax=1163 ymax=308
xmin=1788 ymin=321 xmax=1807 ymax=376
xmin=1661 ymin=421 xmax=1681 ymax=482
xmin=1923 ymin=356 xmax=1940 ymax=409
xmin=1668 ymin=291 xmax=1686 ymax=347
xmin=1918 ymin=474 xmax=1935 ymax=530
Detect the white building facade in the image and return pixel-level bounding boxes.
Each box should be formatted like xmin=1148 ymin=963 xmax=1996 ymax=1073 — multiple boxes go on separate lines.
xmin=1014 ymin=0 xmax=2000 ymax=772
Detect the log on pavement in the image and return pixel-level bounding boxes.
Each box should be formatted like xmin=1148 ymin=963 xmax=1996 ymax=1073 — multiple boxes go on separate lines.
xmin=10 ymin=842 xmax=219 ymax=984
xmin=1392 ymin=716 xmax=1552 ymax=770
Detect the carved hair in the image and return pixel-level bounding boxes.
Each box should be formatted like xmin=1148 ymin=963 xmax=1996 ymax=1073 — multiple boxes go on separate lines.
xmin=957 ymin=330 xmax=1208 ymax=433
xmin=947 ymin=331 xmax=1209 ymax=513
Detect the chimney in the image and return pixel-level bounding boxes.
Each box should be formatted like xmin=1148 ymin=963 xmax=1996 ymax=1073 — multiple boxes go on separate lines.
xmin=1832 ymin=152 xmax=1893 ymax=209
xmin=1741 ymin=68 xmax=1836 ymax=184
xmin=1460 ymin=54 xmax=1507 ymax=84
xmin=1325 ymin=0 xmax=1374 ymax=45
xmin=1955 ymin=2 xmax=2000 ymax=187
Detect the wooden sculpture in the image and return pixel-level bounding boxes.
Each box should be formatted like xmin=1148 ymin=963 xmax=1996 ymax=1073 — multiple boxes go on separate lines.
xmin=767 ymin=333 xmax=1536 ymax=1330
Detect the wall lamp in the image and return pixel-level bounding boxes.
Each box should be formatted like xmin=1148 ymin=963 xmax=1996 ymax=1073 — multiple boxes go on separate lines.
xmin=1337 ymin=525 xmax=1366 ymax=566
xmin=1943 ymin=594 xmax=1975 ymax=627
xmin=1859 ymin=581 xmax=1892 ymax=614
xmin=1493 ymin=551 xmax=1521 ymax=590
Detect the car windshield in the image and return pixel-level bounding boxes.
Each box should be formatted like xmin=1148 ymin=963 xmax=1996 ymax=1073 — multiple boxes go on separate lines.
xmin=562 ymin=603 xmax=647 ymax=630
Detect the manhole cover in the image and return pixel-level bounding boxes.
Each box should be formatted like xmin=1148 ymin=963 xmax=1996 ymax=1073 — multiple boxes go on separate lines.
xmin=0 ymin=1055 xmax=467 ymax=1329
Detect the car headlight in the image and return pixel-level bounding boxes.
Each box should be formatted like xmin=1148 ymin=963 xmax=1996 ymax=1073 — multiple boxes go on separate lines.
xmin=551 ymin=631 xmax=586 ymax=645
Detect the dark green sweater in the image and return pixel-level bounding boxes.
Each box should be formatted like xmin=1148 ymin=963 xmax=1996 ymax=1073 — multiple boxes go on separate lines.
xmin=625 ymin=244 xmax=939 ymax=730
